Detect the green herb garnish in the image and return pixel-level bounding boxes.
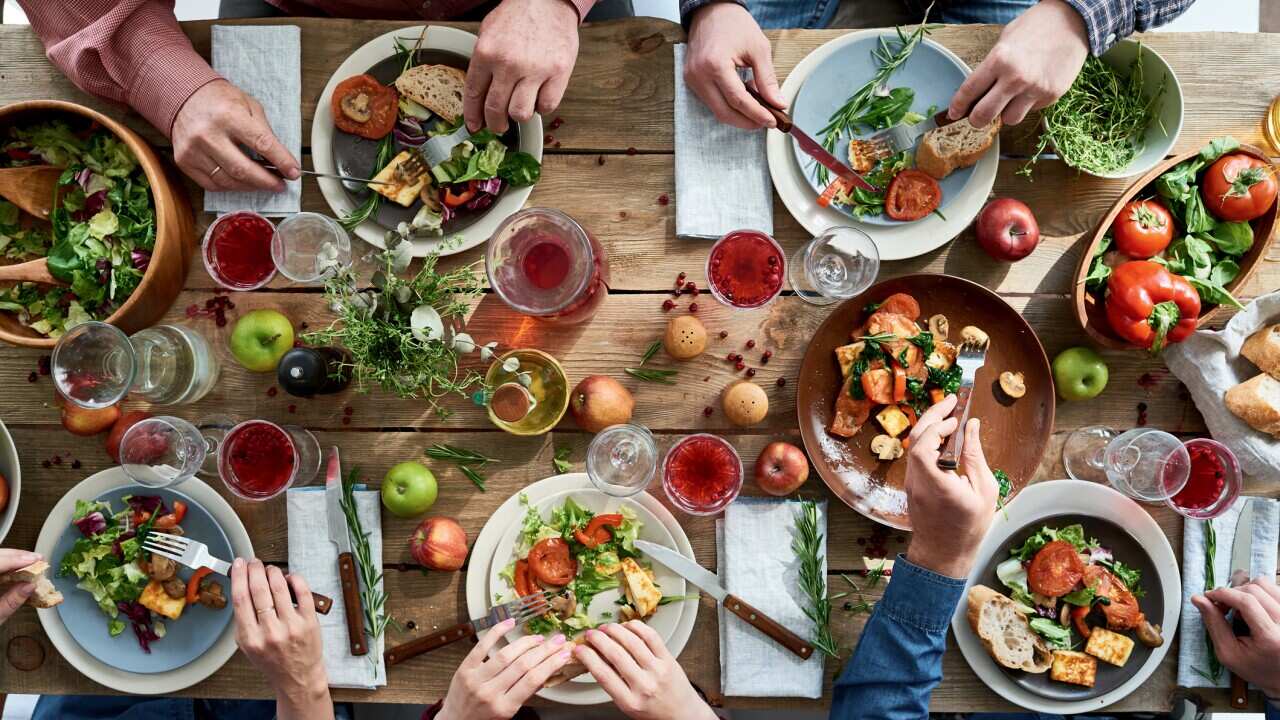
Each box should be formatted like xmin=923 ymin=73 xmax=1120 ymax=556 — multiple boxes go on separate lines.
xmin=552 ymin=447 xmax=572 ymax=474
xmin=425 ymin=444 xmax=495 ymax=492
xmin=794 ymin=500 xmax=839 ymax=658
xmin=639 ymin=340 xmax=662 ymax=366
xmin=624 ymin=367 xmax=678 ymax=384
xmin=339 ymin=467 xmax=394 ymax=645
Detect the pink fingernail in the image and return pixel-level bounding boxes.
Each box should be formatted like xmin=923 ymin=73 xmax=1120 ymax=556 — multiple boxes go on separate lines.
xmin=552 ymin=634 xmax=566 ymax=646
xmin=233 ymin=558 xmax=244 ymax=569
xmin=531 ymin=634 xmax=544 ymax=643
xmin=559 ymin=649 xmax=573 ymax=660
xmin=500 ymin=618 xmax=516 ymax=629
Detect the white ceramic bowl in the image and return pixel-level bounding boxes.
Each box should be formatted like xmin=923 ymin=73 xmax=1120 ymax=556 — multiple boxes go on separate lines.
xmin=0 ymin=418 xmax=18 ymax=544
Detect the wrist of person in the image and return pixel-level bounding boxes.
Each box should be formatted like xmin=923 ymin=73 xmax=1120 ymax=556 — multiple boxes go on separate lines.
xmin=906 ymin=542 xmax=974 ymax=580
xmin=275 ymin=669 xmax=331 ymax=716
xmin=684 ymin=0 xmax=747 ymax=30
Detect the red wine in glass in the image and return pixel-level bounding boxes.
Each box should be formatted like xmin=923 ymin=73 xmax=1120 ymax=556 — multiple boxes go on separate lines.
xmin=218 ymin=420 xmax=318 ymax=500
xmin=662 ymin=434 xmax=743 ymax=515
xmin=706 ymin=230 xmax=785 ymax=308
xmin=204 ymin=211 xmax=277 ymax=290
xmin=487 ymin=208 xmax=610 ymax=323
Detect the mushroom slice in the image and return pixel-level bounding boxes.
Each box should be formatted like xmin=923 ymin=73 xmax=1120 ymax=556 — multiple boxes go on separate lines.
xmin=999 ymin=371 xmax=1026 ymax=399
xmin=340 ymin=90 xmax=372 ymax=123
xmin=928 ymin=314 xmax=949 ymax=342
xmin=959 ymin=325 xmax=990 ymax=348
xmin=869 ymin=434 xmax=904 ymax=461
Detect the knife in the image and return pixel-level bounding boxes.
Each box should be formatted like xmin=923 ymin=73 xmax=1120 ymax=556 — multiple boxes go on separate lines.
xmin=326 ymin=447 xmax=368 ymax=656
xmin=741 ymin=85 xmax=876 ymax=193
xmin=634 ymin=540 xmax=814 ymax=660
xmin=1227 ymin=500 xmax=1256 ymax=709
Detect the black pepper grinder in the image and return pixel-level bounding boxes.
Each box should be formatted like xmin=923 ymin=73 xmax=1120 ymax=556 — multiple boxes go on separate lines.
xmin=277 ymin=346 xmax=352 ymax=397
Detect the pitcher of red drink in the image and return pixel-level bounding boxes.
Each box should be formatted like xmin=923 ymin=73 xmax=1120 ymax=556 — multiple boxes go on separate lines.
xmin=486 ymin=208 xmax=609 ymax=323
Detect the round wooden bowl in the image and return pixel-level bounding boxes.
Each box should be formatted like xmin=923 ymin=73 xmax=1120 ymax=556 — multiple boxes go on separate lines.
xmin=1072 ymin=142 xmax=1278 ymax=350
xmin=0 ymin=100 xmax=193 ymax=348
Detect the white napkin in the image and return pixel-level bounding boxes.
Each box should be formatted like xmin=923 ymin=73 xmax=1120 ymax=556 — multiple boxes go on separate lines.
xmin=673 ymin=43 xmax=773 ymax=240
xmin=286 ymin=486 xmax=386 ymax=689
xmin=205 ymin=25 xmax=302 ymax=216
xmin=717 ymin=497 xmax=825 ymax=698
xmin=1177 ymin=496 xmax=1279 ymax=688
xmin=1164 ymin=291 xmax=1280 ymax=484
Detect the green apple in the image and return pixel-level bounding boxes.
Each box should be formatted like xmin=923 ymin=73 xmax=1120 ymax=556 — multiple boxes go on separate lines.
xmin=382 ymin=461 xmax=438 ymax=518
xmin=229 ymin=309 xmax=295 ymax=372
xmin=1053 ymin=346 xmax=1109 ymax=401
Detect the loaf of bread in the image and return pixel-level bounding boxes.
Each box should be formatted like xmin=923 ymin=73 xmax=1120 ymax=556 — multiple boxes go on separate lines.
xmin=916 ymin=117 xmax=1000 ymax=180
xmin=0 ymin=560 xmax=63 ymax=609
xmin=966 ymin=584 xmax=1052 ymax=673
xmin=395 ymin=64 xmax=466 ymax=124
xmin=1241 ymin=324 xmax=1280 ymax=378
xmin=1224 ymin=373 xmax=1280 ymax=438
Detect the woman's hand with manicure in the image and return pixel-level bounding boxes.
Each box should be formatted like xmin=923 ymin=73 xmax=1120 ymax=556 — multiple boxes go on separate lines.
xmin=437 ymin=620 xmax=574 ymax=720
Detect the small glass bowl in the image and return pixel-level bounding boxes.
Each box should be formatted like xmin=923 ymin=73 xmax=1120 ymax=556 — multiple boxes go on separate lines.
xmin=661 ymin=433 xmax=743 ymax=516
xmin=1164 ymin=438 xmax=1242 ymax=519
xmin=705 ymin=230 xmax=786 ymax=309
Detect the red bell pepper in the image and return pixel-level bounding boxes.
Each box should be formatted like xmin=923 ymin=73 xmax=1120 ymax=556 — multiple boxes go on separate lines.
xmin=186 ymin=567 xmax=213 ymax=604
xmin=443 ymin=181 xmax=477 ymax=208
xmin=817 ymin=178 xmax=850 ymax=208
xmin=153 ymin=500 xmax=188 ymax=530
xmin=1105 ymin=261 xmax=1200 ymax=353
xmin=573 ymin=514 xmax=623 ymax=549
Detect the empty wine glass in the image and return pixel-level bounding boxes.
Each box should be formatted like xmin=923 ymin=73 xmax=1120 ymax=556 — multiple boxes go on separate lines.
xmin=587 ymin=424 xmax=658 ymax=497
xmin=118 ymin=416 xmax=229 ymax=489
xmin=271 ymin=212 xmax=352 ymax=283
xmin=1062 ymin=426 xmax=1190 ymax=503
xmin=788 ymin=226 xmax=880 ymax=306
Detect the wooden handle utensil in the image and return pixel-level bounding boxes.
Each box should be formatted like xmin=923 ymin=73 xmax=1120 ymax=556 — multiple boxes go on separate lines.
xmin=724 ymin=593 xmax=814 ymax=659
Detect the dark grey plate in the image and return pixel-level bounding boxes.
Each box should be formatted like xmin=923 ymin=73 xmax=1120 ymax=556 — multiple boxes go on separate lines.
xmin=329 ymin=49 xmax=521 ymax=235
xmin=976 ymin=514 xmax=1164 ymax=702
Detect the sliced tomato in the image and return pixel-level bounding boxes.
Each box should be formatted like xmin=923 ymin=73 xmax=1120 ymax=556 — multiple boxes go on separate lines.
xmin=513 ymin=559 xmax=535 ymax=598
xmin=330 ymin=74 xmax=398 ymax=140
xmin=892 ymin=363 xmax=907 ymax=403
xmin=861 ymin=367 xmax=893 ymax=405
xmin=527 ymin=537 xmax=577 ymax=587
xmin=186 ymin=567 xmax=213 ymax=604
xmin=1071 ymin=604 xmax=1092 ymax=638
xmin=817 ymin=178 xmax=850 ymax=208
xmin=1027 ymin=540 xmax=1085 ymax=597
xmin=573 ymin=514 xmax=623 ymax=549
xmin=879 ymin=292 xmax=921 ymax=320
xmin=885 ymin=169 xmax=941 ymax=221
xmin=153 ymin=500 xmax=188 ymax=530
xmin=1083 ymin=565 xmax=1144 ymax=630
xmin=443 ymin=182 xmax=477 ymax=208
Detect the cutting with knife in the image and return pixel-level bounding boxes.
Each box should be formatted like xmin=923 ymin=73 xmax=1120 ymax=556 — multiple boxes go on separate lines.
xmin=326 ymin=446 xmax=368 ymax=657
xmin=741 ymin=84 xmax=876 ymax=194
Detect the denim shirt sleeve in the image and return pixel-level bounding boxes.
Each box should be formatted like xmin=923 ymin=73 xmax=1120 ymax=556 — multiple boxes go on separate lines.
xmin=678 ymin=0 xmax=747 ymax=29
xmin=1268 ymin=698 xmax=1280 ymax=720
xmin=829 ymin=555 xmax=965 ymax=720
xmin=1059 ymin=0 xmax=1196 ymax=55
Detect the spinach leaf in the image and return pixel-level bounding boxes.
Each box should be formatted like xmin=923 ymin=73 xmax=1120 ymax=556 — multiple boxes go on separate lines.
xmin=497 ymin=151 xmax=542 ymax=187
xmin=1200 ymin=135 xmax=1240 ymax=163
xmin=1188 ymin=277 xmax=1245 ymax=309
xmin=1165 ymin=235 xmax=1214 ymax=279
xmin=1084 ymin=235 xmax=1113 ymax=293
xmin=1210 ymin=258 xmax=1241 ymax=287
xmin=1203 ymin=221 xmax=1254 ymax=256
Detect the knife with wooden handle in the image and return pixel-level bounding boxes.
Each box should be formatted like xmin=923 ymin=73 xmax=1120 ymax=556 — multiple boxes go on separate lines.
xmin=326 ymin=447 xmax=368 ymax=656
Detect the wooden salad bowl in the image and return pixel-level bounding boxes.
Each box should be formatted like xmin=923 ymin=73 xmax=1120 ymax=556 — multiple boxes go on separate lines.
xmin=1072 ymin=141 xmax=1278 ymax=350
xmin=0 ymin=100 xmax=194 ymax=349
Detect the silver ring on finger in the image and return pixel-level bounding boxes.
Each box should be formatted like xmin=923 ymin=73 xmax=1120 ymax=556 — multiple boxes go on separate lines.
xmin=256 ymin=606 xmax=275 ymax=615
xmin=209 ymin=165 xmax=223 ymax=179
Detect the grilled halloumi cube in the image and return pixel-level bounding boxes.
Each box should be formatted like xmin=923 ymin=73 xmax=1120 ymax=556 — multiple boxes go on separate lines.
xmin=835 ymin=342 xmax=865 ymax=379
xmin=370 ymin=151 xmax=430 ymax=207
xmin=1050 ymin=650 xmax=1097 ymax=687
xmin=876 ymin=406 xmax=911 ymax=438
xmin=926 ymin=342 xmax=958 ymax=372
xmin=620 ymin=558 xmax=661 ymax=619
xmin=1084 ymin=627 xmax=1135 ymax=667
xmin=138 ymin=579 xmax=186 ymax=620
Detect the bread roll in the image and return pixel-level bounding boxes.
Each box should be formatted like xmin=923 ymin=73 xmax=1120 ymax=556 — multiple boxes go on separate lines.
xmin=966 ymin=584 xmax=1052 ymax=673
xmin=1224 ymin=373 xmax=1280 ymax=437
xmin=1241 ymin=324 xmax=1280 ymax=378
xmin=394 ymin=64 xmax=466 ymax=124
xmin=0 ymin=560 xmax=63 ymax=609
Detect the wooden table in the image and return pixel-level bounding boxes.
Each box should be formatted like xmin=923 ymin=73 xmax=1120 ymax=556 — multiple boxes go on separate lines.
xmin=0 ymin=16 xmax=1277 ymax=712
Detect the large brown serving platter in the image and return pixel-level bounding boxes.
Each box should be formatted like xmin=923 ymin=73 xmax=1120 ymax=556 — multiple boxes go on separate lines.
xmin=796 ymin=274 xmax=1055 ymax=529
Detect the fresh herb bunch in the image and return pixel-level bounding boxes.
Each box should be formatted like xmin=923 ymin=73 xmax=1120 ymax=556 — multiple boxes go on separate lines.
xmin=339 ymin=467 xmax=394 ymax=645
xmin=1194 ymin=518 xmax=1224 ymax=683
xmin=793 ymin=500 xmax=839 ymax=658
xmin=425 ymin=443 xmax=494 ymax=491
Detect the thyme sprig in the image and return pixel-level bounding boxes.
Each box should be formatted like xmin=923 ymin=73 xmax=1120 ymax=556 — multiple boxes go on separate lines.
xmin=339 ymin=467 xmax=394 ymax=645
xmin=425 ymin=443 xmax=494 ymax=491
xmin=793 ymin=500 xmax=839 ymax=658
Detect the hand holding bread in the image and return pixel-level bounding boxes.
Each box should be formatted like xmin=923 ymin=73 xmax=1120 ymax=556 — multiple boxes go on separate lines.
xmin=0 ymin=550 xmax=62 ymax=621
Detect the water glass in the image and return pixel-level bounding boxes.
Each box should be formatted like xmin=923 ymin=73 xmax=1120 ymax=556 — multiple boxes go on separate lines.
xmin=788 ymin=226 xmax=880 ymax=306
xmin=271 ymin=212 xmax=352 ymax=283
xmin=118 ymin=416 xmax=221 ymax=488
xmin=587 ymin=424 xmax=658 ymax=497
xmin=1064 ymin=426 xmax=1190 ymax=503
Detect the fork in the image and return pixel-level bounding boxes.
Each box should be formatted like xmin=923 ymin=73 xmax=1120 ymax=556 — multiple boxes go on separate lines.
xmin=384 ymin=590 xmax=560 ymax=666
xmin=937 ymin=336 xmax=989 ymax=471
xmin=398 ymin=124 xmax=472 ymax=185
xmin=859 ymin=111 xmax=955 ymax=161
xmin=143 ymin=533 xmax=334 ymax=615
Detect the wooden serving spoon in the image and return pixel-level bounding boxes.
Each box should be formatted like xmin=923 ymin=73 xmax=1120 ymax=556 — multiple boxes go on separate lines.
xmin=0 ymin=257 xmax=63 ymax=285
xmin=0 ymin=165 xmax=62 ymax=220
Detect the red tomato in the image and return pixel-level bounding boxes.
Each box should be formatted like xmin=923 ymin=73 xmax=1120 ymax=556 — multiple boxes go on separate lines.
xmin=891 ymin=364 xmax=907 ymax=404
xmin=1027 ymin=540 xmax=1085 ymax=597
xmin=527 ymin=538 xmax=577 ymax=587
xmin=885 ymin=170 xmax=941 ymax=221
xmin=1083 ymin=565 xmax=1144 ymax=630
xmin=513 ymin=559 xmax=535 ymax=597
xmin=1112 ymin=199 xmax=1174 ymax=258
xmin=879 ymin=292 xmax=921 ymax=320
xmin=573 ymin=514 xmax=623 ymax=549
xmin=153 ymin=500 xmax=187 ymax=530
xmin=817 ymin=178 xmax=850 ymax=208
xmin=330 ymin=74 xmax=398 ymax=140
xmin=1203 ymin=153 xmax=1278 ymax=222
xmin=860 ymin=367 xmax=893 ymax=405
xmin=1071 ymin=604 xmax=1093 ymax=638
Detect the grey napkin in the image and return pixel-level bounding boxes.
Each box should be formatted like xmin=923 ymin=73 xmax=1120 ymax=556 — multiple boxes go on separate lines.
xmin=1164 ymin=292 xmax=1280 ymax=484
xmin=1177 ymin=496 xmax=1279 ymax=688
xmin=673 ymin=44 xmax=773 ymax=239
xmin=205 ymin=25 xmax=302 ymax=216
xmin=286 ymin=486 xmax=385 ymax=689
xmin=717 ymin=497 xmax=825 ymax=698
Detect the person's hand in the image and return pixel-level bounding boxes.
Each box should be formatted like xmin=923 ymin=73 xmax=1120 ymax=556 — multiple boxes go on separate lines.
xmin=1192 ymin=577 xmax=1280 ymax=700
xmin=466 ymin=0 xmax=580 ymax=134
xmin=231 ymin=558 xmax=332 ymax=720
xmin=684 ymin=2 xmax=785 ymax=130
xmin=0 ymin=549 xmax=42 ymax=624
xmin=172 ymin=79 xmax=300 ymax=192
xmin=437 ymin=619 xmax=573 ymax=720
xmin=947 ymin=0 xmax=1089 ymax=128
xmin=903 ymin=395 xmax=999 ymax=579
xmin=574 ymin=621 xmax=716 ymax=720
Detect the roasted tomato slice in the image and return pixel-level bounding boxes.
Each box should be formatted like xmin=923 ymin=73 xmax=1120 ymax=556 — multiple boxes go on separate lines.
xmin=331 ymin=74 xmax=398 ymax=140
xmin=527 ymin=537 xmax=577 ymax=587
xmin=1083 ymin=565 xmax=1144 ymax=630
xmin=1027 ymin=540 xmax=1085 ymax=597
xmin=861 ymin=367 xmax=894 ymax=405
xmin=1071 ymin=604 xmax=1093 ymax=638
xmin=884 ymin=169 xmax=941 ymax=221
xmin=879 ymin=292 xmax=921 ymax=320
xmin=573 ymin=514 xmax=623 ymax=549
xmin=513 ymin=559 xmax=536 ymax=598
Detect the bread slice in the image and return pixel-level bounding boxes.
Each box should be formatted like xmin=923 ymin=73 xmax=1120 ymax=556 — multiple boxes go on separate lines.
xmin=394 ymin=64 xmax=466 ymax=124
xmin=0 ymin=560 xmax=63 ymax=609
xmin=543 ymin=637 xmax=590 ymax=687
xmin=916 ymin=117 xmax=1000 ymax=180
xmin=1225 ymin=373 xmax=1280 ymax=437
xmin=1242 ymin=324 xmax=1280 ymax=378
xmin=966 ymin=584 xmax=1052 ymax=673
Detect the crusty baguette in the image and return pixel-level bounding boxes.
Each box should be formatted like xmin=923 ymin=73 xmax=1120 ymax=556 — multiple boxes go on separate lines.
xmin=0 ymin=560 xmax=63 ymax=609
xmin=543 ymin=637 xmax=590 ymax=687
xmin=915 ymin=117 xmax=1000 ymax=180
xmin=966 ymin=584 xmax=1052 ymax=673
xmin=1241 ymin=324 xmax=1280 ymax=378
xmin=1225 ymin=373 xmax=1280 ymax=437
xmin=394 ymin=64 xmax=466 ymax=124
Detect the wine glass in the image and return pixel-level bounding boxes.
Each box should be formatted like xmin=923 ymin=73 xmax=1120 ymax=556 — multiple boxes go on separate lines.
xmin=118 ymin=416 xmax=229 ymax=489
xmin=52 ymin=321 xmax=219 ymax=408
xmin=1062 ymin=426 xmax=1190 ymax=503
xmin=271 ymin=212 xmax=352 ymax=284
xmin=587 ymin=424 xmax=658 ymax=497
xmin=788 ymin=226 xmax=880 ymax=306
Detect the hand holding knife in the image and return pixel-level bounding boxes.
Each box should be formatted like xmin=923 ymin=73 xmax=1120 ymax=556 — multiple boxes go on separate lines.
xmin=740 ymin=84 xmax=877 ymax=193
xmin=325 ymin=447 xmax=368 ymax=657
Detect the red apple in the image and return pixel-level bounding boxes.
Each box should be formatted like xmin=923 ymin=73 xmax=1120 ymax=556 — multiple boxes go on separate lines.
xmin=105 ymin=411 xmax=153 ymax=463
xmin=0 ymin=473 xmax=8 ymax=513
xmin=410 ymin=517 xmax=468 ymax=571
xmin=61 ymin=402 xmax=121 ymax=437
xmin=754 ymin=441 xmax=809 ymax=496
xmin=975 ymin=198 xmax=1040 ymax=262
xmin=570 ymin=375 xmax=634 ymax=433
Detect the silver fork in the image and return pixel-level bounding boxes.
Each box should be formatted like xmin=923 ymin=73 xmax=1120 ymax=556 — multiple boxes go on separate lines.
xmin=399 ymin=124 xmax=472 ymax=184
xmin=384 ymin=590 xmax=559 ymax=666
xmin=143 ymin=533 xmax=334 ymax=615
xmin=860 ymin=111 xmax=950 ymax=160
xmin=937 ymin=337 xmax=989 ymax=471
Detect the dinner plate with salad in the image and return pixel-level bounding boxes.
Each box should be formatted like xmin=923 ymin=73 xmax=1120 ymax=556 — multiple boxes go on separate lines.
xmin=313 ymin=25 xmax=543 ymax=257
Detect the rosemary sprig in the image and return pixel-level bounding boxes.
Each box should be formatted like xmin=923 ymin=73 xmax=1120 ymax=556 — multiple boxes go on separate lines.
xmin=1201 ymin=518 xmax=1223 ymax=682
xmin=625 ymin=367 xmax=678 ymax=384
xmin=794 ymin=500 xmax=839 ymax=658
xmin=339 ymin=467 xmax=393 ymax=643
xmin=839 ymin=573 xmax=878 ymax=615
xmin=459 ymin=465 xmax=487 ymax=492
xmin=639 ymin=340 xmax=662 ymax=366
xmin=425 ymin=443 xmax=494 ymax=492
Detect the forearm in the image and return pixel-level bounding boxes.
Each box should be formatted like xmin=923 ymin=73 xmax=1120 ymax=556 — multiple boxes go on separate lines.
xmin=275 ymin=682 xmax=335 ymax=720
xmin=1058 ymin=0 xmax=1195 ymax=55
xmin=830 ymin=556 xmax=964 ymax=720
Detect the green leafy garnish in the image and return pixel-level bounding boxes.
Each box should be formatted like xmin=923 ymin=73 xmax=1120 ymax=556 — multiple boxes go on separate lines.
xmin=425 ymin=444 xmax=495 ymax=492
xmin=624 ymin=367 xmax=677 ymax=384
xmin=552 ymin=447 xmax=572 ymax=474
xmin=340 ymin=467 xmax=394 ymax=644
xmin=639 ymin=340 xmax=662 ymax=366
xmin=794 ymin=500 xmax=839 ymax=658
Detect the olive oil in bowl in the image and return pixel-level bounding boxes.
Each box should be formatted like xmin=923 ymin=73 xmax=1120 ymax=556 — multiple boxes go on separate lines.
xmin=484 ymin=349 xmax=569 ymax=435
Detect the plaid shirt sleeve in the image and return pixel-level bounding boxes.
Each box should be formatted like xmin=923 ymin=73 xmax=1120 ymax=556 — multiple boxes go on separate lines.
xmin=16 ymin=0 xmax=223 ymax=138
xmin=1060 ymin=0 xmax=1196 ymax=55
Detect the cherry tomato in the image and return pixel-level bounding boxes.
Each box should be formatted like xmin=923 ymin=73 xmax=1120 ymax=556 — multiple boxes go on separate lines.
xmin=1112 ymin=199 xmax=1174 ymax=258
xmin=1203 ymin=153 xmax=1278 ymax=222
xmin=884 ymin=169 xmax=941 ymax=221
xmin=573 ymin=514 xmax=623 ymax=549
xmin=527 ymin=537 xmax=577 ymax=587
xmin=330 ymin=74 xmax=398 ymax=140
xmin=513 ymin=559 xmax=535 ymax=598
xmin=1027 ymin=540 xmax=1085 ymax=597
xmin=443 ymin=182 xmax=477 ymax=208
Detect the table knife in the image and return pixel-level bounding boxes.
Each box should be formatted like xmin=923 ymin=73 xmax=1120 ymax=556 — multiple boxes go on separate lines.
xmin=1228 ymin=501 xmax=1256 ymax=709
xmin=740 ymin=84 xmax=876 ymax=193
xmin=326 ymin=446 xmax=368 ymax=657
xmin=634 ymin=540 xmax=814 ymax=659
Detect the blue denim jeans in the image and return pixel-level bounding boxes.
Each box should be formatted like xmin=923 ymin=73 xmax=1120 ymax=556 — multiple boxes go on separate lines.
xmin=749 ymin=0 xmax=1036 ymax=30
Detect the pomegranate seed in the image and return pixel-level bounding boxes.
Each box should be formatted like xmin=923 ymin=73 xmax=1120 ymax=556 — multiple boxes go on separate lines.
xmin=690 ymin=287 xmax=699 ymax=297
xmin=733 ymin=353 xmax=743 ymax=362
xmin=266 ymin=387 xmax=278 ymax=398
xmin=619 ymin=211 xmax=628 ymax=219
xmin=689 ymin=303 xmax=698 ymax=313
xmin=344 ymin=406 xmax=354 ymax=416
xmin=342 ymin=416 xmax=351 ymax=426
xmin=544 ymin=134 xmax=554 ymax=143
xmin=626 ymin=147 xmax=637 ymax=155
xmin=767 ymin=255 xmax=779 ymax=267
xmin=763 ymin=350 xmax=773 ymax=359
xmin=662 ymin=299 xmax=675 ymax=311
xmin=684 ymin=281 xmax=696 ymax=292
xmin=215 ymin=317 xmax=227 ymax=328
xmin=746 ymin=368 xmax=756 ymax=378
xmin=39 ymin=356 xmax=50 ymax=375
xmin=719 ymin=331 xmax=728 ymax=339
xmin=53 ymin=455 xmax=62 ymax=466
xmin=597 ymin=155 xmax=605 ymax=165
xmin=553 ymin=141 xmax=562 ymax=148
xmin=746 ymin=339 xmax=756 ymax=349
xmin=735 ymin=361 xmax=745 ymax=371
xmin=185 ymin=304 xmax=199 ymax=318
xmin=27 ymin=372 xmax=37 ymax=383
xmin=726 ymin=353 xmax=736 ymax=361
xmin=703 ymin=407 xmax=713 ymax=417
xmin=657 ymin=193 xmax=669 ymax=206
xmin=288 ymin=404 xmax=297 ymax=414
xmin=226 ymin=301 xmax=235 ymax=310
xmin=300 ymin=322 xmax=309 ymax=330
xmin=71 ymin=459 xmax=82 ymax=469
xmin=776 ymin=378 xmax=787 ymax=387
xmin=677 ymin=271 xmax=687 ymax=284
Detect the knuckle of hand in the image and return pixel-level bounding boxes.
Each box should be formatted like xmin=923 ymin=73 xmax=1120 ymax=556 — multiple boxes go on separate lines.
xmin=250 ymin=131 xmax=275 ymax=153
xmin=484 ymin=97 xmax=507 ymax=114
xmin=226 ymin=164 xmax=250 ymax=182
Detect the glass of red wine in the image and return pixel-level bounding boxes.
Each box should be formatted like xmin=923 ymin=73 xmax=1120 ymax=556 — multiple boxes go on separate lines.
xmin=661 ymin=434 xmax=743 ymax=515
xmin=486 ymin=207 xmax=610 ymax=323
xmin=706 ymin=230 xmax=786 ymax=309
xmin=203 ymin=211 xmax=278 ymax=291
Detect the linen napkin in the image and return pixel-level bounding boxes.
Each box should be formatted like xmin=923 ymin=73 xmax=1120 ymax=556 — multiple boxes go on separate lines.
xmin=286 ymin=485 xmax=386 ymax=689
xmin=673 ymin=44 xmax=773 ymax=239
xmin=717 ymin=497 xmax=825 ymax=698
xmin=1164 ymin=291 xmax=1280 ymax=484
xmin=1176 ymin=496 xmax=1279 ymax=688
xmin=205 ymin=25 xmax=302 ymax=216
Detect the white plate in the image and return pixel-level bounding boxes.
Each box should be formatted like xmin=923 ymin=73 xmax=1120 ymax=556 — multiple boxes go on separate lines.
xmin=465 ymin=473 xmax=697 ymax=705
xmin=33 ymin=469 xmax=250 ymax=694
xmin=0 ymin=418 xmax=19 ymax=544
xmin=311 ymin=25 xmax=543 ymax=257
xmin=767 ymin=30 xmax=998 ymax=261
xmin=951 ymin=480 xmax=1181 ymax=714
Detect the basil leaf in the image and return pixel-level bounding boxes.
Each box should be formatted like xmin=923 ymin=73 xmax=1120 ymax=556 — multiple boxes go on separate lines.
xmin=1188 ymin=277 xmax=1245 ymax=309
xmin=1204 ymin=221 xmax=1254 ymax=256
xmin=1183 ymin=192 xmax=1216 ymax=235
xmin=1200 ymin=135 xmax=1240 ymax=163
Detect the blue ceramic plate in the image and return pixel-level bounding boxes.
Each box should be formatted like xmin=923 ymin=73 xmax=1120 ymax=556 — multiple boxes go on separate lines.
xmin=51 ymin=485 xmax=234 ymax=674
xmin=790 ymin=34 xmax=975 ymax=226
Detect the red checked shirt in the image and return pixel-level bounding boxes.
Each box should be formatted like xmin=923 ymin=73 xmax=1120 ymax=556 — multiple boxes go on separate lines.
xmin=18 ymin=0 xmax=595 ymax=139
